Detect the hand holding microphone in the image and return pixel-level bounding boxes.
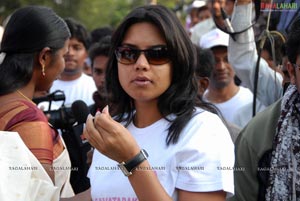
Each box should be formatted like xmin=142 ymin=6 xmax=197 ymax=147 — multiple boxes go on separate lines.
xmin=221 ymin=7 xmax=234 ymax=33
xmin=211 ymin=1 xmax=235 ymax=35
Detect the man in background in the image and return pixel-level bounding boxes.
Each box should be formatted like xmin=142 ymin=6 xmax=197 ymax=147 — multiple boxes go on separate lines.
xmin=50 ymin=18 xmax=96 ymax=107
xmin=49 ymin=17 xmax=95 ymax=194
xmin=200 ymin=28 xmax=253 ymax=126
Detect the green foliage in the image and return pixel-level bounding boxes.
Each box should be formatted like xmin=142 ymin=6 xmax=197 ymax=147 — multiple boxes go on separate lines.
xmin=0 ymin=0 xmax=186 ymax=31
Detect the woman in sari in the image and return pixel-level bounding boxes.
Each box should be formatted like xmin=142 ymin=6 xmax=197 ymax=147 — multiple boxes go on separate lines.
xmin=0 ymin=6 xmax=90 ymax=201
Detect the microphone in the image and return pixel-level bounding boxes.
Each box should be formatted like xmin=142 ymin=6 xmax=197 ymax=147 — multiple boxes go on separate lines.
xmin=71 ymin=100 xmax=90 ymax=124
xmin=70 ymin=100 xmax=91 ymax=148
xmin=33 ymin=90 xmax=65 ymax=104
xmin=221 ymin=7 xmax=234 ymax=33
xmin=61 ymin=100 xmax=91 ymax=188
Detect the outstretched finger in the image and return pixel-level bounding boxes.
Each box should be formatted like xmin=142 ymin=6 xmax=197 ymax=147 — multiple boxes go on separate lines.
xmin=85 ymin=114 xmax=104 ymax=150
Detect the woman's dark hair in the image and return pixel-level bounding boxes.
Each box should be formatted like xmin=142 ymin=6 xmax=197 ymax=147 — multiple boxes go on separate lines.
xmin=0 ymin=6 xmax=70 ymax=95
xmin=286 ymin=16 xmax=300 ymax=65
xmin=106 ymin=5 xmax=203 ymax=145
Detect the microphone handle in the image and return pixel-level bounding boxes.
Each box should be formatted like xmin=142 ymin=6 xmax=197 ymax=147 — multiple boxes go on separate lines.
xmin=220 ymin=7 xmax=234 ymax=33
xmin=224 ymin=18 xmax=235 ymax=33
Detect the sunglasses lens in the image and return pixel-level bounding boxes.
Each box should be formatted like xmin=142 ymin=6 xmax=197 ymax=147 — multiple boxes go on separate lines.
xmin=115 ymin=47 xmax=138 ymax=64
xmin=115 ymin=46 xmax=170 ymax=65
xmin=146 ymin=47 xmax=170 ymax=65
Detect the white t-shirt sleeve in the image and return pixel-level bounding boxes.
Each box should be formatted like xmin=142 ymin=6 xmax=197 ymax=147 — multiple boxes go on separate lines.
xmin=174 ymin=111 xmax=234 ymax=197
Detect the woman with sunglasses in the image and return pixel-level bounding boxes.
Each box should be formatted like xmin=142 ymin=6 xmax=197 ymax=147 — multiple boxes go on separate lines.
xmin=85 ymin=4 xmax=234 ymax=201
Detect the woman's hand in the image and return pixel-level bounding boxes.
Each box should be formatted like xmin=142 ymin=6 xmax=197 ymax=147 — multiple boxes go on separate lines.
xmin=84 ymin=106 xmax=140 ymax=163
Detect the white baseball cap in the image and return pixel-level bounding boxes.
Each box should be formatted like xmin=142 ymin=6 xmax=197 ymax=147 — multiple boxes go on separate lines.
xmin=187 ymin=0 xmax=207 ymax=13
xmin=199 ymin=28 xmax=229 ymax=49
xmin=192 ymin=0 xmax=206 ymax=8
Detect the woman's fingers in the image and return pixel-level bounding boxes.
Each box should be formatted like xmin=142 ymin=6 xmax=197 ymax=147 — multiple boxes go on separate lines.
xmin=85 ymin=108 xmax=140 ymax=162
xmin=102 ymin=105 xmax=109 ymax=114
xmin=93 ymin=107 xmax=117 ymax=136
xmin=86 ymin=111 xmax=120 ymax=156
xmin=85 ymin=114 xmax=104 ymax=150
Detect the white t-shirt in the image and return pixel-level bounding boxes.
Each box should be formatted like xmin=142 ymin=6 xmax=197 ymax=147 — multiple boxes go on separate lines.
xmin=88 ymin=108 xmax=234 ymax=200
xmin=50 ymin=73 xmax=96 ymax=107
xmin=232 ymin=100 xmax=266 ymax=129
xmin=204 ymin=86 xmax=253 ymax=125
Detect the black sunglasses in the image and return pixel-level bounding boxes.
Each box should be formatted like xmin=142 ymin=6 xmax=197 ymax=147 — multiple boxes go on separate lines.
xmin=115 ymin=45 xmax=170 ymax=65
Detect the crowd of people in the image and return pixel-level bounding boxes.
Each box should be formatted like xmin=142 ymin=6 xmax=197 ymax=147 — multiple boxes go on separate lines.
xmin=0 ymin=0 xmax=300 ymax=200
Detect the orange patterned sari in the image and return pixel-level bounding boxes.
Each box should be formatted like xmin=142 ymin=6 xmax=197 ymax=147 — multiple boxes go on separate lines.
xmin=0 ymin=99 xmax=64 ymax=164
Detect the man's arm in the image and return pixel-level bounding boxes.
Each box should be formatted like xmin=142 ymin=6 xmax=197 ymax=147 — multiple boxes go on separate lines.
xmin=228 ymin=1 xmax=283 ymax=107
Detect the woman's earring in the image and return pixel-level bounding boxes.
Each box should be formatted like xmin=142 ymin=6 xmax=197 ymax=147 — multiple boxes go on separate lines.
xmin=42 ymin=65 xmax=46 ymax=76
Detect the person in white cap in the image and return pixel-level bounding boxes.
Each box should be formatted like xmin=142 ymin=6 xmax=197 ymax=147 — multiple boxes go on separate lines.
xmin=200 ymin=28 xmax=253 ymax=127
xmin=227 ymin=0 xmax=283 ymax=128
xmin=187 ymin=1 xmax=207 ymax=28
xmin=228 ymin=1 xmax=300 ymax=201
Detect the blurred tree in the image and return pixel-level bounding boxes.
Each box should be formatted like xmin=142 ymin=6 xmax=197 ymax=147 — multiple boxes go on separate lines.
xmin=0 ymin=0 xmax=21 ymax=25
xmin=0 ymin=0 xmax=186 ymax=31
